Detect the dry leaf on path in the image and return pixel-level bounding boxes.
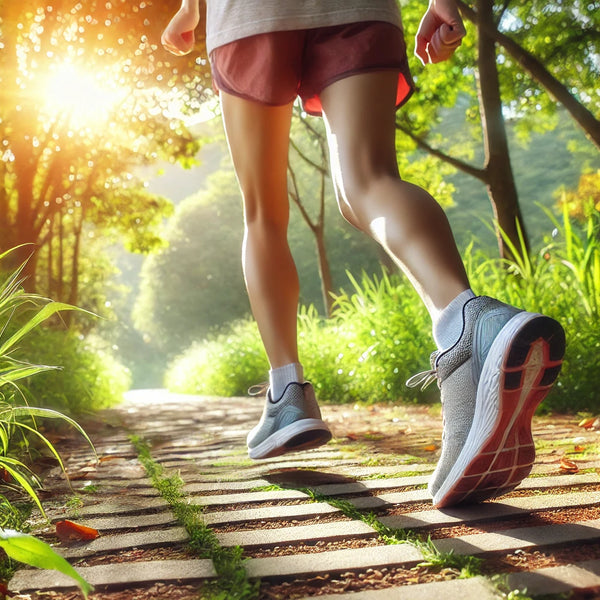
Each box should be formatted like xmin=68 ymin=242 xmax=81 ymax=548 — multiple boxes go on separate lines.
xmin=56 ymin=520 xmax=100 ymax=542
xmin=559 ymin=457 xmax=579 ymax=473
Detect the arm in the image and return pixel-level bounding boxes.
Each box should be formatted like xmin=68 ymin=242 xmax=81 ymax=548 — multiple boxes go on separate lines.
xmin=415 ymin=0 xmax=466 ymax=65
xmin=161 ymin=0 xmax=200 ymax=56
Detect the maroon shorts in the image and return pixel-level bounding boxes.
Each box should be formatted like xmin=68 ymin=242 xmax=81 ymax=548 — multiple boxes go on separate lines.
xmin=210 ymin=21 xmax=414 ymax=117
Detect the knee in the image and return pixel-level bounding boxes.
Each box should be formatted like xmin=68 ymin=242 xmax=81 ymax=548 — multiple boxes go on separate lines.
xmin=338 ymin=171 xmax=400 ymax=220
xmin=243 ymin=197 xmax=289 ymax=237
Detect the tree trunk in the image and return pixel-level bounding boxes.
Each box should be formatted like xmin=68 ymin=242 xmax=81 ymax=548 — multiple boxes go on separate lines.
xmin=314 ymin=224 xmax=334 ymax=317
xmin=457 ymin=0 xmax=600 ymax=150
xmin=476 ymin=0 xmax=528 ymax=259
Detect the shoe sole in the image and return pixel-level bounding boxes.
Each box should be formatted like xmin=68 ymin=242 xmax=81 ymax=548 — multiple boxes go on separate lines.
xmin=248 ymin=418 xmax=332 ymax=460
xmin=433 ymin=311 xmax=565 ymax=508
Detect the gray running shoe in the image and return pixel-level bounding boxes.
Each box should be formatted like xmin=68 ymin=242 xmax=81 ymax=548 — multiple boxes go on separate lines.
xmin=408 ymin=296 xmax=565 ymax=507
xmin=247 ymin=382 xmax=332 ymax=460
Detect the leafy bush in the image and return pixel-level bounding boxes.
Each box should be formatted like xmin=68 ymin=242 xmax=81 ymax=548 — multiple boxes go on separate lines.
xmin=165 ymin=317 xmax=268 ymax=396
xmin=298 ymin=273 xmax=435 ymax=404
xmin=16 ymin=329 xmax=131 ymax=416
xmin=165 ymin=209 xmax=600 ymax=414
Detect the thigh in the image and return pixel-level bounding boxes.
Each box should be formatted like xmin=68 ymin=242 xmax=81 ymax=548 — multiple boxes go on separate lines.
xmin=220 ymin=92 xmax=294 ymax=223
xmin=320 ymin=71 xmax=401 ymax=199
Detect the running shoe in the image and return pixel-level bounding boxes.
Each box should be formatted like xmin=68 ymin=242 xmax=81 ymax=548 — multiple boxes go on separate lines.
xmin=408 ymin=296 xmax=565 ymax=507
xmin=247 ymin=382 xmax=332 ymax=460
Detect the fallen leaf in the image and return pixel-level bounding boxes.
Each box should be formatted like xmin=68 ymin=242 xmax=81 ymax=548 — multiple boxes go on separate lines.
xmin=574 ymin=445 xmax=586 ymax=452
xmin=346 ymin=433 xmax=359 ymax=441
xmin=55 ymin=520 xmax=99 ymax=542
xmin=578 ymin=417 xmax=597 ymax=429
xmin=559 ymin=457 xmax=579 ymax=473
xmin=423 ymin=444 xmax=437 ymax=452
xmin=98 ymin=455 xmax=122 ymax=462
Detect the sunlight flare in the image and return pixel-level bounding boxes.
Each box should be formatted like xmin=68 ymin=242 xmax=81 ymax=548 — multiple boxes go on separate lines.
xmin=41 ymin=62 xmax=126 ymax=129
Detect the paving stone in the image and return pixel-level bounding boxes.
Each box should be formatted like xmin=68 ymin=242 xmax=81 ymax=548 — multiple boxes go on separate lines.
xmin=507 ymin=558 xmax=600 ymax=596
xmin=348 ymin=489 xmax=431 ymax=509
xmin=73 ymin=497 xmax=169 ymax=517
xmin=434 ymin=518 xmax=600 ymax=556
xmin=312 ymin=475 xmax=430 ymax=496
xmin=184 ymin=479 xmax=273 ymax=492
xmin=191 ymin=489 xmax=310 ymax=506
xmin=59 ymin=526 xmax=189 ymax=559
xmin=380 ymin=491 xmax=600 ymax=531
xmin=203 ymin=501 xmax=340 ymax=526
xmin=516 ymin=472 xmax=599 ymax=489
xmin=9 ymin=559 xmax=216 ymax=593
xmin=334 ymin=465 xmax=433 ymax=477
xmin=216 ymin=519 xmax=377 ymax=548
xmin=308 ymin=576 xmax=499 ymax=600
xmin=245 ymin=543 xmax=423 ymax=579
xmin=74 ymin=511 xmax=178 ymax=531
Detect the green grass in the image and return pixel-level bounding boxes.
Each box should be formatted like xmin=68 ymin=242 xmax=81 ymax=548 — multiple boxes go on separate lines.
xmin=298 ymin=486 xmax=484 ymax=579
xmin=130 ymin=435 xmax=260 ymax=600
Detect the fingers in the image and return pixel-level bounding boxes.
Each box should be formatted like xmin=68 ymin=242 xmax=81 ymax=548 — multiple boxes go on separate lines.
xmin=161 ymin=28 xmax=195 ymax=56
xmin=427 ymin=23 xmax=464 ymax=63
xmin=415 ymin=12 xmax=438 ymax=65
xmin=161 ymin=9 xmax=199 ymax=56
xmin=415 ymin=3 xmax=466 ymax=65
xmin=162 ymin=31 xmax=195 ymax=56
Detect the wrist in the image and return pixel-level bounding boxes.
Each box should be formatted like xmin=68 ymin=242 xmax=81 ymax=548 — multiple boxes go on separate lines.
xmin=180 ymin=0 xmax=200 ymax=17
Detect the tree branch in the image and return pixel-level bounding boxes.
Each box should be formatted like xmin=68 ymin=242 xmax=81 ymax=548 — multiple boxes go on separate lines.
xmin=456 ymin=0 xmax=600 ymax=148
xmin=395 ymin=123 xmax=488 ymax=182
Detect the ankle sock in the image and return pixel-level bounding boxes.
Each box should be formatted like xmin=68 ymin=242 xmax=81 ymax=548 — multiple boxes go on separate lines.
xmin=433 ymin=289 xmax=476 ymax=351
xmin=270 ymin=362 xmax=304 ymax=400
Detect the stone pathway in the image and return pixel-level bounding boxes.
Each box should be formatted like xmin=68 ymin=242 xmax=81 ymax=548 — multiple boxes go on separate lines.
xmin=8 ymin=389 xmax=600 ymax=599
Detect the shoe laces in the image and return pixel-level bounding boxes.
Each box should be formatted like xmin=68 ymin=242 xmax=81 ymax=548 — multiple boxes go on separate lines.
xmin=405 ymin=351 xmax=440 ymax=390
xmin=248 ymin=382 xmax=269 ymax=397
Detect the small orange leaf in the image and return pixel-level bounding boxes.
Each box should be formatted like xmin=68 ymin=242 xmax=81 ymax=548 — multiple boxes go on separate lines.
xmin=578 ymin=417 xmax=596 ymax=429
xmin=423 ymin=444 xmax=437 ymax=452
xmin=56 ymin=520 xmax=99 ymax=542
xmin=574 ymin=445 xmax=586 ymax=452
xmin=559 ymin=457 xmax=579 ymax=473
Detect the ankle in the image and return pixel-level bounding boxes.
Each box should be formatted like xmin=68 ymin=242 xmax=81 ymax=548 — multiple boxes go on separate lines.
xmin=433 ymin=289 xmax=476 ymax=351
xmin=270 ymin=362 xmax=304 ymax=400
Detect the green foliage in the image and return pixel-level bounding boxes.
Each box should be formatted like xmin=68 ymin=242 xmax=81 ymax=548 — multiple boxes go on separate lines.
xmin=465 ymin=207 xmax=600 ymax=412
xmin=165 ymin=318 xmax=268 ymax=396
xmin=15 ymin=329 xmax=131 ymax=416
xmin=300 ymin=272 xmax=434 ymax=404
xmin=0 ymin=0 xmax=200 ymax=304
xmin=0 ymin=529 xmax=93 ymax=597
xmin=133 ymin=169 xmax=250 ymax=356
xmin=0 ymin=251 xmax=94 ymax=593
xmin=165 ymin=208 xmax=600 ymax=413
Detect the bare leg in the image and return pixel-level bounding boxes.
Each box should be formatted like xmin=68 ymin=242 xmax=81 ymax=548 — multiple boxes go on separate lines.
xmin=320 ymin=71 xmax=469 ymax=316
xmin=220 ymin=92 xmax=298 ymax=368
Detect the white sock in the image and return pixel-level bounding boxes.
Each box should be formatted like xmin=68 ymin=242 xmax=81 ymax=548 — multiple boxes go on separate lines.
xmin=270 ymin=362 xmax=304 ymax=400
xmin=433 ymin=289 xmax=476 ymax=351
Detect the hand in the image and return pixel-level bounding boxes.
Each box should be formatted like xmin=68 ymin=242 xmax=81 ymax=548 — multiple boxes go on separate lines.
xmin=415 ymin=0 xmax=466 ymax=65
xmin=161 ymin=5 xmax=200 ymax=56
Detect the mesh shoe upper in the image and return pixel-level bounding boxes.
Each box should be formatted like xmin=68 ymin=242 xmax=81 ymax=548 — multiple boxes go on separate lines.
xmin=247 ymin=381 xmax=325 ymax=451
xmin=408 ymin=296 xmax=523 ymax=496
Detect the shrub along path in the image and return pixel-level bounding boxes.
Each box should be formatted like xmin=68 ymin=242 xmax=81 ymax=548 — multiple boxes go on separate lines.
xmin=8 ymin=389 xmax=600 ymax=599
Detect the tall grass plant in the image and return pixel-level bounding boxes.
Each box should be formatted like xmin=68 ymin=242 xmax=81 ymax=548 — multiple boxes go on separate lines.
xmin=0 ymin=248 xmax=94 ymax=594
